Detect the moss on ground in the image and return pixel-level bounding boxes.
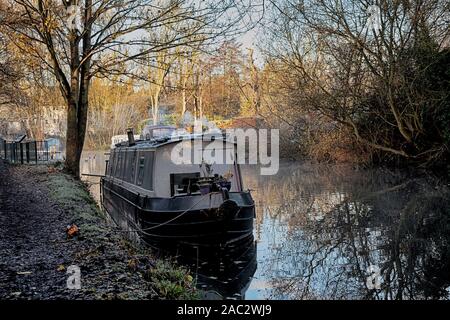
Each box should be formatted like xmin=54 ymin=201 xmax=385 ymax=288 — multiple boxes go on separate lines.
xmin=45 ymin=172 xmax=106 ymax=236
xmin=42 ymin=165 xmax=199 ymax=300
xmin=145 ymin=260 xmax=199 ymax=299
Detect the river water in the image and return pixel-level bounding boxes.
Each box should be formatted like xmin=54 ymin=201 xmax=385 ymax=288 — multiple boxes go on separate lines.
xmin=81 ymin=150 xmax=450 ymax=300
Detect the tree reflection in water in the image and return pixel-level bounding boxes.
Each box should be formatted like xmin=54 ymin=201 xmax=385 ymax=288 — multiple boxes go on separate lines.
xmin=244 ymin=162 xmax=450 ymax=300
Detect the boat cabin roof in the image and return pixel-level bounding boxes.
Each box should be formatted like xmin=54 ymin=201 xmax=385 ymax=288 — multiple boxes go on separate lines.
xmin=106 ymin=132 xmax=243 ymax=197
xmin=113 ymin=133 xmax=236 ymax=150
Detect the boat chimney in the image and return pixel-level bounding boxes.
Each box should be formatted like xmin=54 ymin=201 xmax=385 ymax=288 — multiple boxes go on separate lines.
xmin=127 ymin=128 xmax=136 ymax=146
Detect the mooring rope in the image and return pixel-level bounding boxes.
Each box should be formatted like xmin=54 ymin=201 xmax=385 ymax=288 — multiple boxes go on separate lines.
xmin=107 ymin=193 xmax=212 ymax=236
xmin=139 ymin=193 xmax=210 ymax=232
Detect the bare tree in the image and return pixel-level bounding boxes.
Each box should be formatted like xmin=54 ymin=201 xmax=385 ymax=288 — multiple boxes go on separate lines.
xmin=147 ymin=50 xmax=175 ymax=125
xmin=176 ymin=49 xmax=190 ymax=116
xmin=1 ymin=0 xmax=260 ymax=176
xmin=0 ymin=17 xmax=20 ymax=107
xmin=261 ymin=0 xmax=450 ymax=163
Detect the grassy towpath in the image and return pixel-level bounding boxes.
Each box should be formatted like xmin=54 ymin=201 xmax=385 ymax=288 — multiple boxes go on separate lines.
xmin=0 ymin=161 xmax=197 ymax=300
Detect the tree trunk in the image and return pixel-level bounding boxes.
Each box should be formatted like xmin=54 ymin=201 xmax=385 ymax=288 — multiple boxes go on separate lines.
xmin=150 ymin=82 xmax=162 ymax=125
xmin=152 ymin=96 xmax=159 ymax=125
xmin=65 ymin=89 xmax=89 ymax=178
xmin=181 ymin=85 xmax=186 ymax=116
xmin=65 ymin=99 xmax=81 ymax=176
xmin=22 ymin=119 xmax=34 ymax=139
xmin=64 ymin=0 xmax=92 ymax=178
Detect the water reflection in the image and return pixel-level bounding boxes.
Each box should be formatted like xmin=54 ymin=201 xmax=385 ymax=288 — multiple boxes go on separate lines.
xmin=185 ymin=240 xmax=257 ymax=300
xmin=243 ymin=163 xmax=450 ymax=300
xmin=81 ymin=152 xmax=450 ymax=300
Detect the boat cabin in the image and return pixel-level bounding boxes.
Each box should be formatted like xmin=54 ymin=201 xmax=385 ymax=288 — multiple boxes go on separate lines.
xmin=105 ymin=135 xmax=243 ymax=198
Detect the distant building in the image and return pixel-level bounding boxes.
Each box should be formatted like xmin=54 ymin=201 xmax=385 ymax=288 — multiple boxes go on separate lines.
xmin=0 ymin=120 xmax=27 ymax=140
xmin=0 ymin=105 xmax=66 ymax=140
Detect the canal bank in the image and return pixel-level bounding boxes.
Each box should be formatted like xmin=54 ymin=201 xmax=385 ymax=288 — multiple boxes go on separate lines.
xmin=0 ymin=161 xmax=198 ymax=300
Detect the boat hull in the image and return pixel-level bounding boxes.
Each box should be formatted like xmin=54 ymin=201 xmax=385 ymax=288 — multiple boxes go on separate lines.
xmin=101 ymin=178 xmax=255 ymax=253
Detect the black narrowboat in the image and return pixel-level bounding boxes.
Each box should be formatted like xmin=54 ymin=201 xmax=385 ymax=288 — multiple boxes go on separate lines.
xmin=100 ymin=127 xmax=255 ymax=255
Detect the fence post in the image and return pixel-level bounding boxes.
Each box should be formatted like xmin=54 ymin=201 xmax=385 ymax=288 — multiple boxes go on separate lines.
xmin=45 ymin=140 xmax=49 ymax=162
xmin=20 ymin=143 xmax=24 ymax=164
xmin=1 ymin=139 xmax=4 ymax=159
xmin=26 ymin=143 xmax=30 ymax=163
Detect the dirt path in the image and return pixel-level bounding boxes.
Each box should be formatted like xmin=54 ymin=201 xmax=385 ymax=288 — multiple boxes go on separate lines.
xmin=0 ymin=161 xmax=71 ymax=298
xmin=0 ymin=161 xmax=196 ymax=299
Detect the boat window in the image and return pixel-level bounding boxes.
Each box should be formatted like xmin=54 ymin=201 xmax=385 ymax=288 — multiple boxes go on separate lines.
xmin=142 ymin=151 xmax=154 ymax=190
xmin=114 ymin=151 xmax=122 ymax=178
xmin=117 ymin=150 xmax=126 ymax=179
xmin=111 ymin=152 xmax=116 ymax=176
xmin=112 ymin=152 xmax=117 ymax=176
xmin=136 ymin=151 xmax=154 ymax=190
xmin=128 ymin=150 xmax=137 ymax=184
xmin=108 ymin=152 xmax=114 ymax=176
xmin=170 ymin=173 xmax=200 ymax=196
xmin=120 ymin=150 xmax=128 ymax=180
xmin=136 ymin=155 xmax=145 ymax=186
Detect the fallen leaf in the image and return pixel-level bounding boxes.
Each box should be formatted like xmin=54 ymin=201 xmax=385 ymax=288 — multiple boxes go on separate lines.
xmin=127 ymin=259 xmax=137 ymax=271
xmin=57 ymin=265 xmax=65 ymax=272
xmin=66 ymin=224 xmax=79 ymax=238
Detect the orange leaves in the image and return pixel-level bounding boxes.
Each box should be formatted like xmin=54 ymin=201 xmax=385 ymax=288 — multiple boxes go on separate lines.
xmin=66 ymin=224 xmax=79 ymax=238
xmin=43 ymin=13 xmax=59 ymax=32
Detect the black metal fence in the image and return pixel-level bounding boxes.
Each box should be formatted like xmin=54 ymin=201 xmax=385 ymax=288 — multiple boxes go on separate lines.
xmin=0 ymin=139 xmax=51 ymax=164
